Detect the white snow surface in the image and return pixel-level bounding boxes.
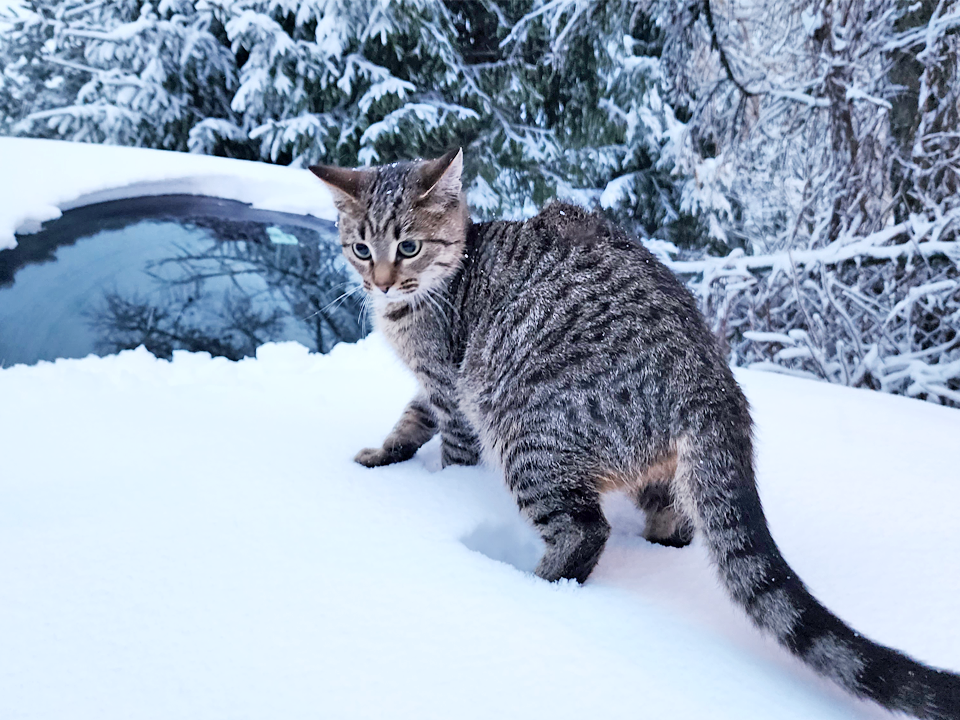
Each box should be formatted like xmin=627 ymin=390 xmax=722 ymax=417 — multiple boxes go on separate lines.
xmin=1 ymin=336 xmax=958 ymax=720
xmin=0 ymin=138 xmax=336 ymax=250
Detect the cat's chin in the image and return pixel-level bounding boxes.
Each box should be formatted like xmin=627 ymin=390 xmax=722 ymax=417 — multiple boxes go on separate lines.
xmin=368 ymin=291 xmax=408 ymax=306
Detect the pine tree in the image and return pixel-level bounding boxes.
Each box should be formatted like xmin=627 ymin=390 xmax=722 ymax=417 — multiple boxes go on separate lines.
xmin=0 ymin=0 xmax=687 ymax=243
xmin=490 ymin=0 xmax=694 ymax=244
xmin=0 ymin=1 xmax=236 ymax=148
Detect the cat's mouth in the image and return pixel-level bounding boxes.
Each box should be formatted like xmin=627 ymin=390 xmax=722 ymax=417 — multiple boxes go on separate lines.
xmin=362 ymin=281 xmax=413 ymax=301
xmin=367 ymin=285 xmax=420 ymax=305
xmin=367 ymin=285 xmax=453 ymax=319
xmin=366 ymin=275 xmax=446 ymax=305
xmin=367 ymin=288 xmax=417 ymax=303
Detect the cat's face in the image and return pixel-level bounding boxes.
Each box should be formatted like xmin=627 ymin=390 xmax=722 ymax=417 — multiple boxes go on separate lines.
xmin=309 ymin=150 xmax=468 ymax=305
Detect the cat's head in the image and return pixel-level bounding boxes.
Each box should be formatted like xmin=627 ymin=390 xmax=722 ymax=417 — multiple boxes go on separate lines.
xmin=309 ymin=149 xmax=468 ymax=303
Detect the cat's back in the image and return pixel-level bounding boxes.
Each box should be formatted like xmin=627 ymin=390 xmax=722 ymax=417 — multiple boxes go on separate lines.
xmin=459 ymin=200 xmax=741 ymax=459
xmin=471 ymin=201 xmax=705 ymax=335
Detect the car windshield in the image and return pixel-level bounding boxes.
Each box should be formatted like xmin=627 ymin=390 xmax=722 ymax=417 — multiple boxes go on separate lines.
xmin=0 ymin=195 xmax=368 ymax=367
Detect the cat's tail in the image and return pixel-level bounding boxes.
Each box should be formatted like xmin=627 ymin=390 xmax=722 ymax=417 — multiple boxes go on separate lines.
xmin=677 ymin=430 xmax=960 ymax=720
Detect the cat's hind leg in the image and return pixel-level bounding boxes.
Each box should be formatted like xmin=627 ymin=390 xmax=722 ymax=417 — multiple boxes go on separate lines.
xmin=505 ymin=445 xmax=610 ymax=583
xmin=635 ymin=483 xmax=695 ymax=548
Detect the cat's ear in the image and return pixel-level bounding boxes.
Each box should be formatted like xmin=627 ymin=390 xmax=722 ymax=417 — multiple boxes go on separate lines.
xmin=417 ymin=148 xmax=463 ymax=203
xmin=309 ymin=164 xmax=368 ymax=210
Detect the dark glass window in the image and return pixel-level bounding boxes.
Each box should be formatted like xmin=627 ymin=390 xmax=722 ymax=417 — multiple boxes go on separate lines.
xmin=0 ymin=195 xmax=368 ymax=367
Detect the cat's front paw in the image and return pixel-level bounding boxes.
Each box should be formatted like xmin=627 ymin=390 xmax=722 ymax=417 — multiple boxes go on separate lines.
xmin=354 ymin=447 xmax=397 ymax=467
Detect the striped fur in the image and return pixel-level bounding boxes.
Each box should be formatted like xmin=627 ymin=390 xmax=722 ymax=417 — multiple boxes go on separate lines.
xmin=310 ymin=153 xmax=960 ymax=719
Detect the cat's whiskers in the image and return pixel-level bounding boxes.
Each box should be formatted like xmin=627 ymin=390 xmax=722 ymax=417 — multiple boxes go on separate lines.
xmin=427 ymin=286 xmax=457 ymax=319
xmin=428 ymin=294 xmax=448 ymax=327
xmin=305 ymin=284 xmax=365 ymax=321
xmin=409 ymin=288 xmax=447 ymax=328
xmin=358 ymin=293 xmax=371 ymax=331
xmin=424 ymin=290 xmax=452 ymax=327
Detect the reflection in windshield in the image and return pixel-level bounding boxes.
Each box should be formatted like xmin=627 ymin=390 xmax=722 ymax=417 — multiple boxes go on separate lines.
xmin=0 ymin=195 xmax=369 ymax=367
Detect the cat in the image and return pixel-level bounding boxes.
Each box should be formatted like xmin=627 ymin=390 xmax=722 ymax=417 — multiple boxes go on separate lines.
xmin=309 ymin=149 xmax=959 ymax=719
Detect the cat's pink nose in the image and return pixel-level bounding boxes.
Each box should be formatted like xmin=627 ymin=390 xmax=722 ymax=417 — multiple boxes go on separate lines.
xmin=375 ymin=282 xmax=392 ymax=294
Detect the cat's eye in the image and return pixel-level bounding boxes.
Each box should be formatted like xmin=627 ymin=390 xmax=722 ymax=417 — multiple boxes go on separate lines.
xmin=353 ymin=242 xmax=372 ymax=260
xmin=397 ymin=239 xmax=421 ymax=258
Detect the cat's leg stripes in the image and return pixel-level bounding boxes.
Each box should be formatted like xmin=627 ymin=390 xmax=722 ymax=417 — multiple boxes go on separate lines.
xmin=439 ymin=416 xmax=481 ymax=467
xmin=505 ymin=445 xmax=610 ymax=582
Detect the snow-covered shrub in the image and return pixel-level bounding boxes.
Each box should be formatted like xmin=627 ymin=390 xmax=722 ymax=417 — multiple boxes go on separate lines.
xmin=644 ymin=0 xmax=960 ymax=405
xmin=648 ymin=0 xmax=960 ymax=406
xmin=665 ymin=230 xmax=960 ymax=405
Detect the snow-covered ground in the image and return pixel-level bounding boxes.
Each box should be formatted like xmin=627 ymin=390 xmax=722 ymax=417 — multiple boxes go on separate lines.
xmin=1 ymin=336 xmax=958 ymax=720
xmin=2 ymin=136 xmax=958 ymax=717
xmin=0 ymin=138 xmax=335 ymax=250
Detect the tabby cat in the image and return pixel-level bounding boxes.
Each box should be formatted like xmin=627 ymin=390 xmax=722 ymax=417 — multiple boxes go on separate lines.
xmin=309 ymin=149 xmax=959 ymax=719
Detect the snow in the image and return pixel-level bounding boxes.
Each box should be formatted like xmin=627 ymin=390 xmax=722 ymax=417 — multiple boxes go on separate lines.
xmin=1 ymin=336 xmax=958 ymax=720
xmin=0 ymin=138 xmax=336 ymax=251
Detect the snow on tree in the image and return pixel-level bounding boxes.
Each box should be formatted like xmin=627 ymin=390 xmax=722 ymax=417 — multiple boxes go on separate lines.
xmin=496 ymin=0 xmax=693 ymax=243
xmin=0 ymin=1 xmax=483 ymax=160
xmin=0 ymin=1 xmax=681 ymax=236
xmin=0 ymin=1 xmax=237 ymax=148
xmin=654 ymin=0 xmax=960 ymax=405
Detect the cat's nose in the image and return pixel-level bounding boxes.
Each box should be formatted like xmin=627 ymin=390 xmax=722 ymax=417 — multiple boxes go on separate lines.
xmin=375 ymin=281 xmax=392 ymax=294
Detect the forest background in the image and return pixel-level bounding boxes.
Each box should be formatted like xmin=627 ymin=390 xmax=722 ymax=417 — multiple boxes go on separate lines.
xmin=1 ymin=0 xmax=958 ymax=406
